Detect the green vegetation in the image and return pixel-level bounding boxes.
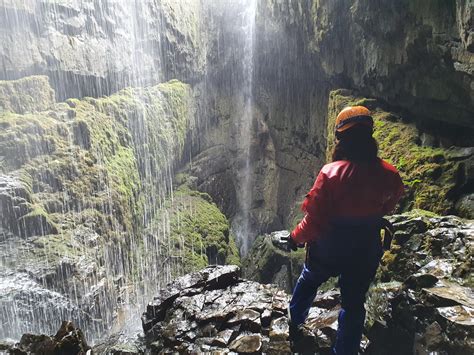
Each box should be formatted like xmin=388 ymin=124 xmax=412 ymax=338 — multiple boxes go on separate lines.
xmin=1 ymin=75 xmax=242 ymax=295
xmin=17 ymin=203 xmax=58 ymax=237
xmin=373 ymin=113 xmax=459 ymax=214
xmin=0 ymin=75 xmax=55 ymax=114
xmin=0 ymin=75 xmax=209 ymax=287
xmin=150 ymin=175 xmax=240 ymax=275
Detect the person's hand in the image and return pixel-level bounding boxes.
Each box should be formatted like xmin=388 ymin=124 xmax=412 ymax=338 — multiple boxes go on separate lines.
xmin=281 ymin=233 xmax=299 ymax=252
xmin=271 ymin=231 xmax=303 ymax=252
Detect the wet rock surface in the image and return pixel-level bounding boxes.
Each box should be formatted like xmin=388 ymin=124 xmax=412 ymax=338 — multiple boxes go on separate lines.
xmin=8 ymin=213 xmax=474 ymax=354
xmin=4 ymin=321 xmax=90 ymax=355
xmin=242 ymin=231 xmax=306 ymax=293
xmin=141 ymin=265 xmax=340 ymax=354
xmin=0 ymin=75 xmax=223 ymax=343
xmin=0 ymin=1 xmax=472 ymax=352
xmin=366 ymin=213 xmax=474 ymax=354
xmin=239 ymin=213 xmax=474 ymax=354
xmin=0 ymin=0 xmax=207 ymax=100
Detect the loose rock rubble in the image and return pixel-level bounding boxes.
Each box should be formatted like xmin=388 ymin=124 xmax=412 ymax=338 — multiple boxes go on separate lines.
xmin=365 ymin=214 xmax=474 ymax=354
xmin=141 ymin=265 xmax=341 ymax=354
xmin=143 ymin=214 xmax=473 ymax=354
xmin=4 ymin=321 xmax=90 ymax=354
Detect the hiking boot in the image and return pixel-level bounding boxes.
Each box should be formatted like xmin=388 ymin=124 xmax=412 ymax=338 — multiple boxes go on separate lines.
xmin=289 ymin=323 xmax=304 ymax=343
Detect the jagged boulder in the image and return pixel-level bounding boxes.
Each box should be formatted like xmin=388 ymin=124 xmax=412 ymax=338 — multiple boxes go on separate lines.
xmin=379 ymin=212 xmax=473 ymax=285
xmin=5 ymin=321 xmax=90 ymax=355
xmin=365 ymin=280 xmax=473 ymax=355
xmin=366 ymin=213 xmax=474 ymax=354
xmin=141 ymin=265 xmax=342 ymax=354
xmin=240 ymin=212 xmax=473 ymax=353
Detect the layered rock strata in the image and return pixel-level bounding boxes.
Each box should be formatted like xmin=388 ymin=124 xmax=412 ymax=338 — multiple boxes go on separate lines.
xmin=3 ymin=321 xmax=90 ymax=355
xmin=0 ymin=76 xmax=237 ymax=342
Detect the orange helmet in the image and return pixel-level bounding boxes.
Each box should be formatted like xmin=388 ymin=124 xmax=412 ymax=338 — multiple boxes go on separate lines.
xmin=335 ymin=106 xmax=373 ymax=132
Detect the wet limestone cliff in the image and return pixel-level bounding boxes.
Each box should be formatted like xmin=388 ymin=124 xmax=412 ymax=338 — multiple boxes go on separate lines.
xmin=0 ymin=0 xmax=473 ymax=352
xmin=0 ymin=0 xmax=208 ymax=99
xmin=187 ymin=0 xmax=474 ymax=234
xmin=0 ymin=75 xmax=238 ymax=341
xmin=1 ymin=0 xmax=473 ymax=238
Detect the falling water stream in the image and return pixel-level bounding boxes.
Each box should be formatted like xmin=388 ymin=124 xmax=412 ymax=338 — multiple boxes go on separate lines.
xmin=232 ymin=0 xmax=257 ymax=256
xmin=0 ymin=0 xmax=259 ymax=344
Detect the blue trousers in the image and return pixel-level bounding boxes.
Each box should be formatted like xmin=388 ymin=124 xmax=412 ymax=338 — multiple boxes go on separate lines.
xmin=289 ymin=229 xmax=382 ymax=355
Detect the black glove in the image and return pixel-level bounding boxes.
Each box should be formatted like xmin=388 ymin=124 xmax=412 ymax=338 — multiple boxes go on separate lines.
xmin=271 ymin=231 xmax=304 ymax=252
xmin=286 ymin=233 xmax=298 ymax=251
xmin=281 ymin=233 xmax=298 ymax=252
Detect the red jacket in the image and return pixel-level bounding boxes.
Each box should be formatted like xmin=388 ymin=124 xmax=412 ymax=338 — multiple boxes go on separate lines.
xmin=291 ymin=159 xmax=404 ymax=244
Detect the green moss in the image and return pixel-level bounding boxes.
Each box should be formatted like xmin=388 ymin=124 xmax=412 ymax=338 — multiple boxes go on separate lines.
xmin=17 ymin=203 xmax=58 ymax=237
xmin=373 ymin=114 xmax=458 ymax=214
xmin=0 ymin=75 xmax=55 ymax=114
xmin=150 ymin=179 xmax=240 ymax=276
xmin=1 ymin=76 xmax=197 ymax=296
xmin=403 ymin=208 xmax=439 ymax=218
xmin=32 ymin=233 xmax=81 ymax=259
xmin=327 ymin=89 xmax=460 ymax=215
xmin=0 ymin=111 xmax=60 ymax=170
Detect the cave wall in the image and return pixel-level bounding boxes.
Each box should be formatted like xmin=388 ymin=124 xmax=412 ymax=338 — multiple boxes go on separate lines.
xmin=193 ymin=0 xmax=473 ymax=233
xmin=0 ymin=75 xmax=239 ymax=341
xmin=309 ymin=0 xmax=473 ymax=139
xmin=0 ymin=0 xmax=208 ymax=99
xmin=1 ymin=0 xmax=472 ymax=238
xmin=247 ymin=0 xmax=473 ymax=227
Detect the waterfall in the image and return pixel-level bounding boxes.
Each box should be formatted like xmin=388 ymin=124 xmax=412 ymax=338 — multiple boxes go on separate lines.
xmin=0 ymin=0 xmax=260 ymax=344
xmin=231 ymin=0 xmax=257 ymax=257
xmin=0 ymin=0 xmax=196 ymax=343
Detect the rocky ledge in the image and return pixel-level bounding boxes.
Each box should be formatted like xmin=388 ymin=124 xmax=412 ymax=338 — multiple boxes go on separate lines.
xmin=1 ymin=321 xmax=90 ymax=355
xmin=141 ymin=264 xmax=338 ymax=354
xmin=140 ymin=260 xmax=473 ymax=355
xmin=2 ymin=214 xmax=473 ymax=354
xmin=141 ymin=213 xmax=474 ymax=355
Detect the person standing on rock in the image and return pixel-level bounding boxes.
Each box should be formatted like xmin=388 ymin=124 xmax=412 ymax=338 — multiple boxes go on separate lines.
xmin=285 ymin=106 xmax=404 ymax=354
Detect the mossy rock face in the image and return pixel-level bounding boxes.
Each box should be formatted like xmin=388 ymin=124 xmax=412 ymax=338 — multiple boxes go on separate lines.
xmin=148 ymin=176 xmax=240 ymax=276
xmin=242 ymin=233 xmax=305 ymax=292
xmin=1 ymin=77 xmax=193 ymax=240
xmin=327 ymin=89 xmax=472 ymax=215
xmin=0 ymin=76 xmax=195 ymax=340
xmin=242 ymin=232 xmax=338 ymax=293
xmin=17 ymin=205 xmax=58 ymax=238
xmin=0 ymin=76 xmax=55 ymax=114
